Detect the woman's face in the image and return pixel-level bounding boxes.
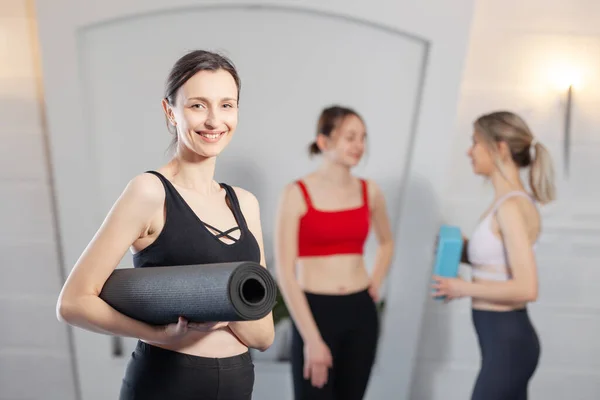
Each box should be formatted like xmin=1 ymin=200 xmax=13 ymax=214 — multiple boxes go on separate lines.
xmin=320 ymin=114 xmax=367 ymax=168
xmin=164 ymin=69 xmax=239 ymax=158
xmin=467 ymin=130 xmax=496 ymax=177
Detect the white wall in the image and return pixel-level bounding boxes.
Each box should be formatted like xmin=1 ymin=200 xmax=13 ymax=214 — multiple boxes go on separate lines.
xmin=30 ymin=0 xmax=475 ymax=399
xmin=0 ymin=1 xmax=77 ymax=399
xmin=412 ymin=1 xmax=600 ymax=399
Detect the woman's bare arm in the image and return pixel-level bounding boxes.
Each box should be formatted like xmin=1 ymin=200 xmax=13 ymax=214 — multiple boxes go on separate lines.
xmin=366 ymin=180 xmax=394 ymax=291
xmin=273 ymin=184 xmax=323 ymax=345
xmin=56 ymin=174 xmax=171 ymax=343
xmin=227 ymin=188 xmax=275 ymax=352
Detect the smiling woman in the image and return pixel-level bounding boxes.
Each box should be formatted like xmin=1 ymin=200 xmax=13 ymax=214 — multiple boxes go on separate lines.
xmin=56 ymin=50 xmax=274 ymax=400
xmin=162 ymin=51 xmax=242 ymax=156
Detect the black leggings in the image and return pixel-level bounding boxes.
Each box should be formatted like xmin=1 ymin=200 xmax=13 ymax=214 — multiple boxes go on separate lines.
xmin=119 ymin=341 xmax=254 ymax=400
xmin=290 ymin=289 xmax=379 ymax=400
xmin=471 ymin=308 xmax=540 ymax=400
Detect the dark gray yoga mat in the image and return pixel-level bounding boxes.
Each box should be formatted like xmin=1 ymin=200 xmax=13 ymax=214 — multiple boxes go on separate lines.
xmin=99 ymin=261 xmax=277 ymax=326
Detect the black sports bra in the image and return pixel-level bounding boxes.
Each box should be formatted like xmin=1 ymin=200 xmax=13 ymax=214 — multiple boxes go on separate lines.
xmin=132 ymin=171 xmax=261 ymax=268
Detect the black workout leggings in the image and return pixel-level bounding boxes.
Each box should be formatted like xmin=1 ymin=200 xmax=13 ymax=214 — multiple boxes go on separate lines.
xmin=471 ymin=308 xmax=540 ymax=400
xmin=119 ymin=341 xmax=254 ymax=400
xmin=290 ymin=289 xmax=379 ymax=400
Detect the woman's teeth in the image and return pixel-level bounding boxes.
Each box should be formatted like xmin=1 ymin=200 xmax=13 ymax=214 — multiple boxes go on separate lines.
xmin=199 ymin=132 xmax=221 ymax=139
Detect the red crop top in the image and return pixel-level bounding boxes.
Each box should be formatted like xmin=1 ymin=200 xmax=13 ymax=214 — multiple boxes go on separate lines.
xmin=296 ymin=179 xmax=370 ymax=257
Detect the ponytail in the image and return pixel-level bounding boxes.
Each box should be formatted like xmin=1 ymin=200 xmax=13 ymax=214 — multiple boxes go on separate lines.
xmin=308 ymin=141 xmax=321 ymax=157
xmin=529 ymin=142 xmax=556 ymax=204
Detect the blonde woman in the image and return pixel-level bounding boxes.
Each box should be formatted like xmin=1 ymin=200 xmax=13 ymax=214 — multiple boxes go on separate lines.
xmin=432 ymin=111 xmax=556 ymax=400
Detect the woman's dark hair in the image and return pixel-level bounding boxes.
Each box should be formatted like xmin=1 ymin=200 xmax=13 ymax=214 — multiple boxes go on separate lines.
xmin=163 ymin=50 xmax=241 ymax=148
xmin=308 ymin=105 xmax=364 ymax=157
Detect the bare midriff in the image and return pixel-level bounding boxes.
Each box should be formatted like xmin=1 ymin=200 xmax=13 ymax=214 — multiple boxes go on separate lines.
xmin=142 ymin=328 xmax=249 ymax=358
xmin=471 ymin=264 xmax=527 ymax=312
xmin=296 ymin=254 xmax=370 ymax=295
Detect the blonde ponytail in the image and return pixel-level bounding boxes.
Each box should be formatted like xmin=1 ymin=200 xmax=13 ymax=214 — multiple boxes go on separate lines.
xmin=529 ymin=142 xmax=556 ymax=204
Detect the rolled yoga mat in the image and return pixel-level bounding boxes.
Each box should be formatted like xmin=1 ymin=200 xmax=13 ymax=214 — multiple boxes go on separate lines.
xmin=99 ymin=261 xmax=277 ymax=326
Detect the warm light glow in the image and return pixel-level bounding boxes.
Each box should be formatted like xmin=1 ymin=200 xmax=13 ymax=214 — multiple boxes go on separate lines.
xmin=526 ymin=36 xmax=597 ymax=96
xmin=545 ymin=63 xmax=583 ymax=91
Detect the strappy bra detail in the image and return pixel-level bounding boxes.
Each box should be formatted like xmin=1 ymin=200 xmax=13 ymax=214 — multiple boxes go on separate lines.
xmin=203 ymin=222 xmax=241 ymax=242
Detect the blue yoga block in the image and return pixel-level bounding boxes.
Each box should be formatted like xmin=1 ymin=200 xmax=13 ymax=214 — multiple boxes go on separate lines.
xmin=432 ymin=225 xmax=463 ymax=300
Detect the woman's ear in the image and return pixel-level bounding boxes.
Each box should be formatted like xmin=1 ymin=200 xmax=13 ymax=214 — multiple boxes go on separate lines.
xmin=315 ymin=133 xmax=329 ymax=153
xmin=496 ymin=140 xmax=512 ymax=161
xmin=161 ymin=98 xmax=176 ymax=126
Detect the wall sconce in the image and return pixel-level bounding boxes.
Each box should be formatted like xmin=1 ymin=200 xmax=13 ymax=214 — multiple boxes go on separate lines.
xmin=563 ymin=85 xmax=572 ymax=178
xmin=548 ymin=66 xmax=582 ymax=179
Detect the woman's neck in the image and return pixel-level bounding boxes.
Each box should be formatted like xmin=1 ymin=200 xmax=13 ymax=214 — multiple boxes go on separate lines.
xmin=490 ymin=164 xmax=526 ymax=198
xmin=317 ymin=159 xmax=353 ymax=185
xmin=167 ymin=145 xmax=219 ymax=195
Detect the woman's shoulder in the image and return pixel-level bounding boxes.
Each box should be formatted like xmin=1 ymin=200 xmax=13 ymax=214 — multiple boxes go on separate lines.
xmin=495 ymin=191 xmax=537 ymax=213
xmin=120 ymin=171 xmax=166 ymax=207
xmin=494 ymin=191 xmax=540 ymax=227
xmin=281 ymin=174 xmax=313 ymax=194
xmin=228 ymin=185 xmax=260 ymax=213
xmin=357 ymin=177 xmax=383 ymax=203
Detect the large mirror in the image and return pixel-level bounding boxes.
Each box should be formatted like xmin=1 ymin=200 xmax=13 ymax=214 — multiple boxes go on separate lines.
xmin=54 ymin=5 xmax=427 ymax=399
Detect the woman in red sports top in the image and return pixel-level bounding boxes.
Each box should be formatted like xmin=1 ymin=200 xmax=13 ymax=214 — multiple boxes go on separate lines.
xmin=274 ymin=106 xmax=394 ymax=400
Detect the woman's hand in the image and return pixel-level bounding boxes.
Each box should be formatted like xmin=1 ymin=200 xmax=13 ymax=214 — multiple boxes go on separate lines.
xmin=151 ymin=316 xmax=190 ymax=345
xmin=368 ymin=282 xmax=380 ymax=303
xmin=431 ymin=275 xmax=469 ymax=302
xmin=304 ymin=338 xmax=333 ymax=388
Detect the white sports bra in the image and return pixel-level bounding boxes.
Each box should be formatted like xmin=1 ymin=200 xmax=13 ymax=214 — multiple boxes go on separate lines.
xmin=467 ymin=191 xmax=538 ymax=281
